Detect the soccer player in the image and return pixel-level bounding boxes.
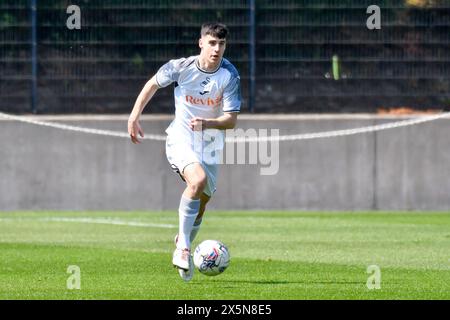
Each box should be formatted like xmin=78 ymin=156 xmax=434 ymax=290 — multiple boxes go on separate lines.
xmin=127 ymin=22 xmax=241 ymax=281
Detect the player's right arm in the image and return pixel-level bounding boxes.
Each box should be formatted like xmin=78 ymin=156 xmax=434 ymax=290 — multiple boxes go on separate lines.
xmin=128 ymin=75 xmax=160 ymax=144
xmin=128 ymin=58 xmax=185 ymax=144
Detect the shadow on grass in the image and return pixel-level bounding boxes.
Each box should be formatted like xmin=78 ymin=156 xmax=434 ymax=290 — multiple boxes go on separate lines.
xmin=207 ymin=279 xmax=362 ymax=285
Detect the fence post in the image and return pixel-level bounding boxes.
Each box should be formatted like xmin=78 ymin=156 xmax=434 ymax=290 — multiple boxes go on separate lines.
xmin=248 ymin=0 xmax=256 ymax=113
xmin=30 ymin=0 xmax=38 ymax=114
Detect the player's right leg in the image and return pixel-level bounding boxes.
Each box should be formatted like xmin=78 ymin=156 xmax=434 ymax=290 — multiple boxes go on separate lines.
xmin=182 ymin=162 xmax=208 ymax=200
xmin=173 ymin=190 xmax=210 ymax=282
xmin=177 ymin=162 xmax=207 ymax=249
xmin=172 ymin=163 xmax=207 ymax=275
xmin=174 ymin=192 xmax=210 ymax=245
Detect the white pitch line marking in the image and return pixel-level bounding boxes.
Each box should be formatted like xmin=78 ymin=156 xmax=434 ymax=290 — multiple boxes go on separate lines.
xmin=0 ymin=217 xmax=176 ymax=229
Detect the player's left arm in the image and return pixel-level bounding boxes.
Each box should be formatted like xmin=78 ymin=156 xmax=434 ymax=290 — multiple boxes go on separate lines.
xmin=190 ymin=68 xmax=241 ymax=131
xmin=190 ymin=112 xmax=238 ymax=131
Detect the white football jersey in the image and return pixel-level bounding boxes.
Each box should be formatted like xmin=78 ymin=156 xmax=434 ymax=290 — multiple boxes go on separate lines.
xmin=155 ymin=55 xmax=241 ymax=144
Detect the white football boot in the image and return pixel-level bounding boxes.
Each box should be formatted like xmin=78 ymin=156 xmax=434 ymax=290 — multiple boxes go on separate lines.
xmin=177 ymin=254 xmax=194 ymax=282
xmin=172 ymin=248 xmax=194 ymax=282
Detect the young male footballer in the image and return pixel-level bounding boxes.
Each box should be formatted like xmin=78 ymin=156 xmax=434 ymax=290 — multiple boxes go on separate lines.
xmin=128 ymin=22 xmax=241 ymax=281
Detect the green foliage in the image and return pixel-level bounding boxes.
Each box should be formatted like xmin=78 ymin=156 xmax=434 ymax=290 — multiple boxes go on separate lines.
xmin=130 ymin=53 xmax=144 ymax=71
xmin=2 ymin=1 xmax=449 ymax=112
xmin=0 ymin=13 xmax=17 ymax=28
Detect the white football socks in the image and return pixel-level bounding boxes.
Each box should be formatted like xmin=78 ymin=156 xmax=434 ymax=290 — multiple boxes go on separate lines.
xmin=177 ymin=196 xmax=200 ymax=250
xmin=190 ymin=219 xmax=203 ymax=243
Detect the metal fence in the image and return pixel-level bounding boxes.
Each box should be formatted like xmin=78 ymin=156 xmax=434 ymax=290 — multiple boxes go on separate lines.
xmin=1 ymin=0 xmax=449 ymax=114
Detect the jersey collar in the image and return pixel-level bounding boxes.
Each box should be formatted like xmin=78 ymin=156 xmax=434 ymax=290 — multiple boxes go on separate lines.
xmin=195 ymin=57 xmax=223 ymax=74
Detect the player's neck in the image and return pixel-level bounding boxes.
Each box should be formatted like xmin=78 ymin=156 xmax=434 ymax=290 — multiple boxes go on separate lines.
xmin=197 ymin=55 xmax=221 ymax=72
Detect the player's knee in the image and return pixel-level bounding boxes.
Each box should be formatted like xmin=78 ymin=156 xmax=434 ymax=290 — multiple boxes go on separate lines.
xmin=190 ymin=175 xmax=207 ymax=194
xmin=189 ymin=178 xmax=207 ymax=195
xmin=184 ymin=164 xmax=207 ymax=196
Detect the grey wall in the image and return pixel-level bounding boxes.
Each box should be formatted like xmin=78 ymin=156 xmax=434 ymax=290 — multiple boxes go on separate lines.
xmin=1 ymin=115 xmax=449 ymax=211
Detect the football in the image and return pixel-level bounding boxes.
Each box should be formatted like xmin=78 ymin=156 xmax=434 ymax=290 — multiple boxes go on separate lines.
xmin=193 ymin=240 xmax=230 ymax=276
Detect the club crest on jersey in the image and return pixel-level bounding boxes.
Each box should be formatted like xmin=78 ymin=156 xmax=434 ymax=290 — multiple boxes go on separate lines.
xmin=199 ymin=77 xmax=213 ymax=95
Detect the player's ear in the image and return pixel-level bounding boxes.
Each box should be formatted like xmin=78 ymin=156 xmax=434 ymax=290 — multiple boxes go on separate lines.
xmin=198 ymin=38 xmax=203 ymax=49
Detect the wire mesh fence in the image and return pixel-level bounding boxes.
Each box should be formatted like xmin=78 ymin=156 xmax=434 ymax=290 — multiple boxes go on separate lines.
xmin=1 ymin=0 xmax=449 ymax=113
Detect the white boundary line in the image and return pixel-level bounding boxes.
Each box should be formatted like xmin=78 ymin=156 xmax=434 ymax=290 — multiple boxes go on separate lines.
xmin=1 ymin=111 xmax=449 ymax=142
xmin=0 ymin=111 xmax=166 ymax=141
xmin=234 ymin=112 xmax=450 ymax=142
xmin=0 ymin=217 xmax=177 ymax=229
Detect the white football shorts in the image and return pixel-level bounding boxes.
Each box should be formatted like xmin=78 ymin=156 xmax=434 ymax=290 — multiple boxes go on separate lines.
xmin=165 ymin=134 xmax=219 ymax=197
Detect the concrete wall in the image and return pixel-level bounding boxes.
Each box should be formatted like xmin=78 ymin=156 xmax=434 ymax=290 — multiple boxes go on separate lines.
xmin=1 ymin=115 xmax=449 ymax=211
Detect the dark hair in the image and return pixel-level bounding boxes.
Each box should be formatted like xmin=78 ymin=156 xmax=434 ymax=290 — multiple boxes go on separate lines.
xmin=200 ymin=22 xmax=229 ymax=39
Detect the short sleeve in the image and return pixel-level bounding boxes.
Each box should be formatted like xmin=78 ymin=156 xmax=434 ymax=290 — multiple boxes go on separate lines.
xmin=222 ymin=73 xmax=241 ymax=113
xmin=155 ymin=58 xmax=186 ymax=88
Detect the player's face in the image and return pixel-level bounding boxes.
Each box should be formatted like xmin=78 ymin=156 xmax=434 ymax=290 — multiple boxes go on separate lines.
xmin=199 ymin=35 xmax=226 ymax=65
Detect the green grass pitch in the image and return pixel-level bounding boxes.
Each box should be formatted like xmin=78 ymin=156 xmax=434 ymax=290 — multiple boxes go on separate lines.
xmin=0 ymin=211 xmax=449 ymax=299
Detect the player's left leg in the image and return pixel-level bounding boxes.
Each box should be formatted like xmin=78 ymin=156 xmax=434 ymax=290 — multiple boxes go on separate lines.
xmin=190 ymin=192 xmax=210 ymax=243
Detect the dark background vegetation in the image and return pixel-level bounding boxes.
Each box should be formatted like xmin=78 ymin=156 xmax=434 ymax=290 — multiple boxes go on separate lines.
xmin=1 ymin=0 xmax=449 ymax=113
